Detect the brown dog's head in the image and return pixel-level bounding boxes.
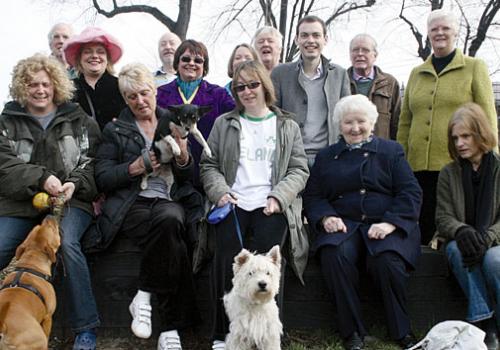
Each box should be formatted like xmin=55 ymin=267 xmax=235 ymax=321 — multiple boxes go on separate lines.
xmin=15 ymin=216 xmax=61 ymax=263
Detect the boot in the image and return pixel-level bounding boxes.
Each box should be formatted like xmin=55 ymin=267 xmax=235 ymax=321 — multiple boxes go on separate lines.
xmin=479 ymin=318 xmax=499 ymax=350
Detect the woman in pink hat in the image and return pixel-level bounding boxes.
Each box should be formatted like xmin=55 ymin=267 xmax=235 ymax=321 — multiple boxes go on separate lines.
xmin=63 ymin=26 xmax=126 ymax=130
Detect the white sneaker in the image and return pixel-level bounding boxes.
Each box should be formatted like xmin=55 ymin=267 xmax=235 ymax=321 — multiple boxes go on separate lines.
xmin=158 ymin=331 xmax=182 ymax=350
xmin=212 ymin=340 xmax=226 ymax=349
xmin=129 ymin=297 xmax=152 ymax=338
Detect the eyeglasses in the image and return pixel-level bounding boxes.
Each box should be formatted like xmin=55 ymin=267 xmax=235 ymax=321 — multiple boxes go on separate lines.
xmin=234 ymin=81 xmax=261 ymax=93
xmin=180 ymin=56 xmax=204 ymax=64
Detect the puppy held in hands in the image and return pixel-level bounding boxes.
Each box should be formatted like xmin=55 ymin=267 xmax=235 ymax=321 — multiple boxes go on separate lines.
xmin=140 ymin=104 xmax=212 ymax=190
xmin=224 ymin=245 xmax=283 ymax=350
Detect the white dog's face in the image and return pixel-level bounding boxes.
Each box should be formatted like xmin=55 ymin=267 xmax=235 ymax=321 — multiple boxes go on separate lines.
xmin=232 ymin=246 xmax=281 ymax=304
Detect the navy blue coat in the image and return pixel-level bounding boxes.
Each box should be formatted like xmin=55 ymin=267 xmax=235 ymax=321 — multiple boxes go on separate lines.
xmin=303 ymin=137 xmax=422 ymax=268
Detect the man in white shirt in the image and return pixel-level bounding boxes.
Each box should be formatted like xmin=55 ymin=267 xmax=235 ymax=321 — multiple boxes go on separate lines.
xmin=154 ymin=31 xmax=182 ymax=87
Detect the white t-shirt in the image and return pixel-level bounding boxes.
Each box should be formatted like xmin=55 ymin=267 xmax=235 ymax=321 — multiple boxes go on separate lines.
xmin=231 ymin=112 xmax=277 ymax=211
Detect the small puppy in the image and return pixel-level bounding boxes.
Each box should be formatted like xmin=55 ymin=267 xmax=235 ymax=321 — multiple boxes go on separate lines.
xmin=224 ymin=245 xmax=283 ymax=350
xmin=140 ymin=104 xmax=212 ymax=190
xmin=0 ymin=216 xmax=60 ymax=350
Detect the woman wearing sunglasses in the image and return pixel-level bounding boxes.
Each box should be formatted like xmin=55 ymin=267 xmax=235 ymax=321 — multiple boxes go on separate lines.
xmin=200 ymin=60 xmax=309 ymax=350
xmin=156 ymin=39 xmax=235 ymax=190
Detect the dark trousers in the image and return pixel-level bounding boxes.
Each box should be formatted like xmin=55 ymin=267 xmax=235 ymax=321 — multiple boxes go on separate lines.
xmin=211 ymin=206 xmax=288 ymax=341
xmin=320 ymin=232 xmax=411 ymax=340
xmin=121 ymin=196 xmax=199 ymax=331
xmin=414 ymin=171 xmax=439 ymax=244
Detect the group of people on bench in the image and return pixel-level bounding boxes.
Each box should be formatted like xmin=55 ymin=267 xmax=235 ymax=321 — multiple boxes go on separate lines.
xmin=0 ymin=8 xmax=499 ymax=350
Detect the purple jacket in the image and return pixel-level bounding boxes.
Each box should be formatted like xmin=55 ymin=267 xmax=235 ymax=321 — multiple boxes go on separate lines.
xmin=156 ymin=79 xmax=235 ymax=188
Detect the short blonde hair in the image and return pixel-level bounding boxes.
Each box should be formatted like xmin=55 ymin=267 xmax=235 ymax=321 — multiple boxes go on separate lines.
xmin=118 ymin=63 xmax=156 ymax=100
xmin=447 ymin=103 xmax=497 ymax=161
xmin=427 ymin=9 xmax=459 ymax=35
xmin=232 ymin=60 xmax=275 ymax=112
xmin=9 ymin=53 xmax=74 ymax=106
xmin=334 ymin=94 xmax=379 ymax=128
xmin=74 ymin=42 xmax=115 ymax=75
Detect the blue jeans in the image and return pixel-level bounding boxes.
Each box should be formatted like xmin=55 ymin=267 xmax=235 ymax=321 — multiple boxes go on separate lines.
xmin=446 ymin=241 xmax=500 ymax=324
xmin=0 ymin=208 xmax=100 ymax=332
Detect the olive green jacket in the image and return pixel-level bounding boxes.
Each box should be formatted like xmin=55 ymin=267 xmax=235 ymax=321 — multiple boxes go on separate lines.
xmin=435 ymin=154 xmax=500 ymax=246
xmin=199 ymin=106 xmax=310 ymax=283
xmin=397 ymin=49 xmax=497 ymax=172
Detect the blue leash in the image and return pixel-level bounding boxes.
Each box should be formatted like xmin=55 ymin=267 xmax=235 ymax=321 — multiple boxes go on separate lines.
xmin=232 ymin=206 xmax=244 ymax=248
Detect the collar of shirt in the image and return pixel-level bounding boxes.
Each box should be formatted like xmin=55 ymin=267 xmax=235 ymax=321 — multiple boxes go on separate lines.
xmin=300 ymin=59 xmax=323 ymax=80
xmin=352 ymin=67 xmax=375 ymax=81
xmin=155 ymin=67 xmax=166 ymax=76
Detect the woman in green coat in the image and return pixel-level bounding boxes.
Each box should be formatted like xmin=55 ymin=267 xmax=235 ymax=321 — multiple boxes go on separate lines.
xmin=397 ymin=9 xmax=497 ymax=244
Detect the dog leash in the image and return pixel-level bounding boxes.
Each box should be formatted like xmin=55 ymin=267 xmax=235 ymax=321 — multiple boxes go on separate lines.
xmin=232 ymin=206 xmax=244 ymax=248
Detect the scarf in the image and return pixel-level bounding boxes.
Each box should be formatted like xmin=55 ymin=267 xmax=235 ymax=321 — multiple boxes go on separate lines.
xmin=344 ymin=135 xmax=373 ymax=151
xmin=460 ymin=152 xmax=494 ymax=234
xmin=177 ymin=78 xmax=202 ymax=101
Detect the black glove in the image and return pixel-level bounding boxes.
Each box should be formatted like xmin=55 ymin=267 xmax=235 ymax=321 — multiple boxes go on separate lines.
xmin=455 ymin=226 xmax=487 ymax=268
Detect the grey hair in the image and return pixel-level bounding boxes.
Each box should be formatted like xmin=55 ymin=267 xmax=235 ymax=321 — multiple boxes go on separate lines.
xmin=334 ymin=94 xmax=379 ymax=128
xmin=427 ymin=9 xmax=459 ymax=34
xmin=349 ymin=33 xmax=378 ymax=55
xmin=118 ymin=62 xmax=156 ymax=100
xmin=251 ymin=26 xmax=283 ymax=49
xmin=47 ymin=23 xmax=73 ymax=44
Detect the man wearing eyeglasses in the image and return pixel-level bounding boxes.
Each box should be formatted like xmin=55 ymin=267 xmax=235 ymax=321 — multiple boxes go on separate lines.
xmin=271 ymin=15 xmax=350 ymax=168
xmin=348 ymin=33 xmax=401 ymax=140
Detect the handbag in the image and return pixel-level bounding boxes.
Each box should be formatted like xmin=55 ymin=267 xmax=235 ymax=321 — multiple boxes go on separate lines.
xmin=207 ymin=202 xmax=233 ymax=224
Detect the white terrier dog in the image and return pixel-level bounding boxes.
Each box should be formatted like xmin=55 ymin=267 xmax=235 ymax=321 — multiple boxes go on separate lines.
xmin=224 ymin=245 xmax=283 ymax=350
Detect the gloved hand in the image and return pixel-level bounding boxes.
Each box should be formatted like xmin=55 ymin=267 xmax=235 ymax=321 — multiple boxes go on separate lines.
xmin=455 ymin=226 xmax=487 ymax=268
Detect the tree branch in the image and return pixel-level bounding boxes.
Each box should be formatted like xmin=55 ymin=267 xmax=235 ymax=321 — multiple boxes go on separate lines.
xmin=324 ymin=0 xmax=376 ymax=27
xmin=399 ymin=0 xmax=431 ymax=60
xmin=468 ymin=0 xmax=500 ymax=56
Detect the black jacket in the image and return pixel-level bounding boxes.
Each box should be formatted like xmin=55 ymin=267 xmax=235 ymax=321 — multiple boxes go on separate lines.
xmin=0 ymin=101 xmax=100 ymax=217
xmin=73 ymin=71 xmax=126 ymax=130
xmin=83 ymin=107 xmax=204 ymax=252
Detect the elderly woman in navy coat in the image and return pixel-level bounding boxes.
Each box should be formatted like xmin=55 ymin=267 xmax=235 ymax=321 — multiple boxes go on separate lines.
xmin=303 ymin=94 xmax=422 ymax=350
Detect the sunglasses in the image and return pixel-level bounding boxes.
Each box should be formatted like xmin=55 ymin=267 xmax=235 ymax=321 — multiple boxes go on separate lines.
xmin=234 ymin=81 xmax=261 ymax=93
xmin=180 ymin=56 xmax=205 ymax=64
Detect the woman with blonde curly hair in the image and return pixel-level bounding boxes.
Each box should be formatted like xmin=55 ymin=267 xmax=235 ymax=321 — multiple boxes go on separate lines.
xmin=0 ymin=53 xmax=101 ymax=350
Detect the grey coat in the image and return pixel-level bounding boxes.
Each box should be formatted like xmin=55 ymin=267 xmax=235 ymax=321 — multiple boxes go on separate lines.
xmin=199 ymin=106 xmax=310 ymax=282
xmin=435 ymin=154 xmax=500 ymax=246
xmin=271 ymin=56 xmax=351 ymax=145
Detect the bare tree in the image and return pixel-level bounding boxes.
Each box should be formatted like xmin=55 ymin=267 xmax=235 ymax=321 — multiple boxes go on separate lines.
xmin=215 ymin=0 xmax=377 ymax=62
xmin=90 ymin=0 xmax=192 ymax=40
xmin=399 ymin=0 xmax=500 ymax=60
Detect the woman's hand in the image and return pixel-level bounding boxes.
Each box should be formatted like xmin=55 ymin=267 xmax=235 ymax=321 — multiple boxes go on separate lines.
xmin=170 ymin=124 xmax=190 ymax=166
xmin=322 ymin=216 xmax=347 ymax=233
xmin=368 ymin=222 xmax=396 ymax=240
xmin=43 ymin=175 xmax=63 ymax=197
xmin=263 ymin=197 xmax=281 ymax=216
xmin=61 ymin=182 xmax=75 ymax=202
xmin=128 ymin=151 xmax=160 ymax=176
xmin=217 ymin=192 xmax=238 ymax=208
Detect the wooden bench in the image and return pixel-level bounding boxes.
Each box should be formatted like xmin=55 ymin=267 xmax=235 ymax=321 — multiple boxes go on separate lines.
xmin=52 ymin=237 xmax=466 ymax=337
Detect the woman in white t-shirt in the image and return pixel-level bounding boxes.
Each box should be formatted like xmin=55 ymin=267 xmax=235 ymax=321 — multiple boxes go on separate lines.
xmin=200 ymin=60 xmax=309 ymax=349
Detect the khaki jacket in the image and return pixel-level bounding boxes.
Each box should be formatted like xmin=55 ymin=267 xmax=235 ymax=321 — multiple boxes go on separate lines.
xmin=199 ymin=106 xmax=310 ymax=282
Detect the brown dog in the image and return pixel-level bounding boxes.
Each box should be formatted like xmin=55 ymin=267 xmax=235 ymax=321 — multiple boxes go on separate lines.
xmin=0 ymin=215 xmax=60 ymax=350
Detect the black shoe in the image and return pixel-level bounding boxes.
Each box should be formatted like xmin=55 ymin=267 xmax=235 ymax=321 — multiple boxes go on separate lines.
xmin=479 ymin=318 xmax=499 ymax=350
xmin=484 ymin=329 xmax=499 ymax=350
xmin=343 ymin=331 xmax=364 ymax=350
xmin=398 ymin=333 xmax=417 ymax=349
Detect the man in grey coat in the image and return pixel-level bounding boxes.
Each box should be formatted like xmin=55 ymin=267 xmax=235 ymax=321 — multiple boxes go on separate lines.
xmin=271 ymin=15 xmax=351 ymax=167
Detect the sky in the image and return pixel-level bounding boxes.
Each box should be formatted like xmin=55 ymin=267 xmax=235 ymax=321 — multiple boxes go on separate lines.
xmin=1 ymin=0 xmax=499 ymax=105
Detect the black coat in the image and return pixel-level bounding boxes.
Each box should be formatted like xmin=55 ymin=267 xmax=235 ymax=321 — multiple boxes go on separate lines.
xmin=82 ymin=107 xmax=204 ymax=253
xmin=73 ymin=71 xmax=126 ymax=130
xmin=303 ymin=137 xmax=422 ymax=268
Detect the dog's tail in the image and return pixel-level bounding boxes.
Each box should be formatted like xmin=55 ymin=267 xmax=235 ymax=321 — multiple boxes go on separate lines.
xmin=0 ymin=301 xmax=10 ymax=341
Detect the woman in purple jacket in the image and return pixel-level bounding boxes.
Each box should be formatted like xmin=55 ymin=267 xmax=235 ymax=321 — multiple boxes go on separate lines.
xmin=304 ymin=95 xmax=422 ymax=350
xmin=156 ymin=40 xmax=235 ymax=189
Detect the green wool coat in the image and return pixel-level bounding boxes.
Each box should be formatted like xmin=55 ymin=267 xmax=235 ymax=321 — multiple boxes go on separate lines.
xmin=397 ymin=49 xmax=498 ymax=172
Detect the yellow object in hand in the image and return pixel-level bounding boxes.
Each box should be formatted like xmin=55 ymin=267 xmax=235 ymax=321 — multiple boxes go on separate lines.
xmin=32 ymin=192 xmax=51 ymax=211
